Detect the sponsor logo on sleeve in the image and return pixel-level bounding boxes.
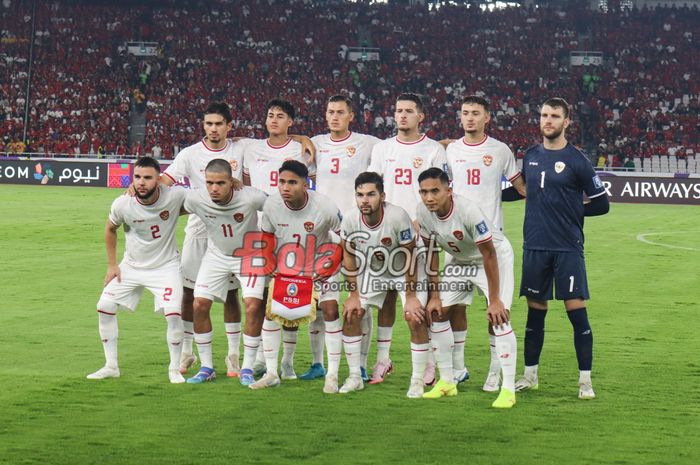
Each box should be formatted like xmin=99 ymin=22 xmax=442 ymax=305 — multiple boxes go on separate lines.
xmin=400 ymin=228 xmax=412 ymax=242
xmin=476 ymin=221 xmax=489 ymax=235
xmin=592 ymin=175 xmax=603 ymax=189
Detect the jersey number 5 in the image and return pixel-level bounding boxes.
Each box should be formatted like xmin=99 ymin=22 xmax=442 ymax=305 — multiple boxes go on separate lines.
xmin=394 ymin=168 xmax=412 ymax=185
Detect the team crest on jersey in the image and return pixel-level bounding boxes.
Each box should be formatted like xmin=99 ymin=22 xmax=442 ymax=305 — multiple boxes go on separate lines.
xmin=381 ymin=237 xmax=393 ymax=247
xmin=233 ymin=213 xmax=244 ymax=223
xmin=286 ymin=283 xmax=298 ymax=297
xmin=413 ymin=157 xmax=423 ymax=168
xmin=159 ymin=211 xmax=170 ymax=221
xmin=346 ymin=146 xmax=356 ymax=157
xmin=555 ymin=161 xmax=566 ymax=173
xmin=304 ymin=221 xmax=315 ymax=232
xmin=482 ymin=155 xmax=493 ymax=167
xmin=453 ymin=230 xmax=464 ymax=240
xmin=229 ymin=160 xmax=239 ymax=172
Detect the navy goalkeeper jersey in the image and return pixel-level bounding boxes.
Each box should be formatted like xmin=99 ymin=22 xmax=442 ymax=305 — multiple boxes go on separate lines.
xmin=522 ymin=143 xmax=606 ymax=252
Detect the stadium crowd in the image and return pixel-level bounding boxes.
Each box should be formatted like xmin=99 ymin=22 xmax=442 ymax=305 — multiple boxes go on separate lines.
xmin=1 ymin=0 xmax=699 ymax=165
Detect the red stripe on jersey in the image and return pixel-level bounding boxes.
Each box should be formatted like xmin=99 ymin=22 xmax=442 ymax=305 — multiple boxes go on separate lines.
xmin=508 ymin=172 xmax=522 ymax=182
xmin=462 ymin=135 xmax=488 ymax=147
xmin=201 ymin=139 xmax=228 ymax=152
xmin=437 ymin=197 xmax=454 ymax=221
xmin=475 ymin=235 xmax=493 ymax=245
xmin=361 ymin=205 xmax=384 ymax=230
xmin=266 ymin=137 xmax=293 ymax=149
xmin=396 ymin=134 xmax=427 ymax=145
xmin=330 ymin=131 xmax=352 ymax=143
xmin=163 ymin=172 xmax=177 ymax=183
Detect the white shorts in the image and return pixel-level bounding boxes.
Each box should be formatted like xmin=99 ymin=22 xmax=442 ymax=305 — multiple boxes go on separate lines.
xmin=314 ymin=272 xmax=340 ymax=305
xmin=97 ymin=262 xmax=183 ymax=313
xmin=359 ymin=255 xmax=429 ymax=310
xmin=440 ymin=240 xmax=514 ymax=309
xmin=182 ymin=235 xmax=240 ymax=291
xmin=194 ymin=249 xmax=265 ymax=303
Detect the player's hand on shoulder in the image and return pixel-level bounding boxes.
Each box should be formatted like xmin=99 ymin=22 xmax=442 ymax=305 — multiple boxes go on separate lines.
xmin=438 ymin=138 xmax=455 ymax=149
xmin=124 ymin=183 xmax=135 ymax=197
xmin=104 ymin=264 xmax=121 ymax=287
xmin=294 ymin=135 xmax=316 ymax=164
xmin=486 ymin=298 xmax=508 ymax=327
xmin=232 ymin=178 xmax=244 ymax=191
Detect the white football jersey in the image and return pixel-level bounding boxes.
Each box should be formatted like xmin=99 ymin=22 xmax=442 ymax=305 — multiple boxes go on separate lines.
xmin=340 ymin=202 xmax=415 ymax=275
xmin=163 ymin=138 xmax=248 ymax=237
xmin=368 ymin=135 xmax=448 ymax=220
xmin=312 ymin=132 xmax=381 ymax=214
xmin=108 ymin=185 xmax=187 ymax=269
xmin=446 ymin=135 xmax=520 ymax=232
xmin=417 ymin=194 xmax=503 ymax=264
xmin=183 ymin=186 xmax=267 ymax=256
xmin=242 ymin=138 xmax=315 ymax=195
xmin=261 ymin=190 xmax=342 ymax=274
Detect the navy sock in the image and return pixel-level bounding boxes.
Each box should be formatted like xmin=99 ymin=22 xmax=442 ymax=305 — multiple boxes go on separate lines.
xmin=567 ymin=308 xmax=593 ymax=371
xmin=524 ymin=307 xmax=547 ymax=366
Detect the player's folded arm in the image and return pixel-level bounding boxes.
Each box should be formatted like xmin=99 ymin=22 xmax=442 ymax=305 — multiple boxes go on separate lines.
xmin=583 ymin=192 xmax=610 ymax=216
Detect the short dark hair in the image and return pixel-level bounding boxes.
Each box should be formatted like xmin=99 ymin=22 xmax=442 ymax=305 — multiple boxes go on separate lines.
xmin=279 ymin=160 xmax=308 ymax=179
xmin=328 ymin=94 xmax=354 ymax=112
xmin=461 ymin=95 xmax=490 ymax=111
xmin=134 ymin=156 xmax=161 ymax=173
xmin=396 ymin=92 xmax=424 ymax=113
xmin=542 ymin=97 xmax=570 ymax=119
xmin=266 ymin=98 xmax=295 ymax=120
xmin=204 ymin=102 xmax=233 ymax=123
xmin=355 ymin=171 xmax=384 ymax=193
xmin=205 ymin=158 xmax=232 ymax=177
xmin=418 ymin=167 xmax=449 ymax=186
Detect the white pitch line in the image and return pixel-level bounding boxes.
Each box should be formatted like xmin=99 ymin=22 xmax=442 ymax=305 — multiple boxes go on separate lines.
xmin=636 ymin=232 xmax=699 ymax=251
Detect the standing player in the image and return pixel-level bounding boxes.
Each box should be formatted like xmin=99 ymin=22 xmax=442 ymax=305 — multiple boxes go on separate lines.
xmin=88 ymin=157 xmax=187 ymax=384
xmin=444 ymin=95 xmax=526 ymax=391
xmin=161 ymin=102 xmax=247 ymax=378
xmin=366 ymin=92 xmax=448 ymax=385
xmin=182 ymin=159 xmax=268 ymax=384
xmin=340 ymin=172 xmax=428 ymax=397
xmin=305 ymin=95 xmax=381 ymax=382
xmin=242 ymin=99 xmax=316 ymax=380
xmin=417 ymin=168 xmax=518 ymax=408
xmin=515 ymin=98 xmax=609 ymax=399
xmin=251 ymin=161 xmax=343 ymax=393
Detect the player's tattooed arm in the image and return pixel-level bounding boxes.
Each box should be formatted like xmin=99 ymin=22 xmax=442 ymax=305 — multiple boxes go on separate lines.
xmin=341 ymin=239 xmax=362 ymax=323
xmin=402 ymin=241 xmax=426 ymax=324
xmin=290 ymin=135 xmax=316 ymax=164
xmin=104 ymin=220 xmax=121 ymax=286
xmin=477 ymin=239 xmax=508 ymax=327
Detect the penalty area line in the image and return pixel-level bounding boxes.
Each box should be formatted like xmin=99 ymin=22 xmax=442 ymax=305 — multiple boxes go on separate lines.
xmin=635 ymin=232 xmax=699 ymax=251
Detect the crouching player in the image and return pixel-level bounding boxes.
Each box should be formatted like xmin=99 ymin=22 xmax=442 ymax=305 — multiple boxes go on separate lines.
xmin=340 ymin=172 xmax=429 ymax=397
xmin=416 ymin=168 xmax=518 ymax=407
xmin=88 ymin=156 xmax=187 ymax=384
xmin=182 ymin=159 xmax=268 ymax=384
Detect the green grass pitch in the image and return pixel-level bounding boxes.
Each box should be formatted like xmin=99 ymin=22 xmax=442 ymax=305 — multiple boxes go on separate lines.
xmin=0 ymin=185 xmax=698 ymax=465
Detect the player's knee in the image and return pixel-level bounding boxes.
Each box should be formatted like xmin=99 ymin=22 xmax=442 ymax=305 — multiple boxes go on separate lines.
xmin=182 ymin=287 xmax=194 ymax=304
xmin=193 ymin=297 xmax=212 ymax=314
xmin=96 ymin=300 xmax=118 ymax=314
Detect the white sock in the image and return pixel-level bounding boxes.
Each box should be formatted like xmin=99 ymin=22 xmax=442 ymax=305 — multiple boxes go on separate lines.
xmin=427 ymin=340 xmax=436 ymax=366
xmin=524 ymin=364 xmax=539 ymax=378
xmin=410 ymin=342 xmax=430 ymax=381
xmin=165 ymin=313 xmax=184 ymax=371
xmin=360 ymin=310 xmax=372 ymax=368
xmin=194 ymin=330 xmax=213 ymax=369
xmin=376 ymin=326 xmax=393 ymax=363
xmin=488 ymin=334 xmax=499 ymax=374
xmin=430 ymin=321 xmax=454 ymax=382
xmin=255 ymin=337 xmax=266 ymax=366
xmin=224 ymin=322 xmax=241 ymax=357
xmin=493 ymin=322 xmax=517 ymax=392
xmin=309 ymin=311 xmax=325 ymax=365
xmin=325 ymin=319 xmax=342 ymax=377
xmin=452 ymin=330 xmax=467 ymax=371
xmin=579 ymin=370 xmax=592 ymax=384
xmin=97 ymin=311 xmax=118 ymax=368
xmin=241 ymin=334 xmax=260 ymax=370
xmin=261 ymin=319 xmax=280 ymax=376
xmin=343 ymin=335 xmax=362 ymax=378
xmin=182 ymin=320 xmax=194 ymax=355
xmin=281 ymin=328 xmax=297 ymax=366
